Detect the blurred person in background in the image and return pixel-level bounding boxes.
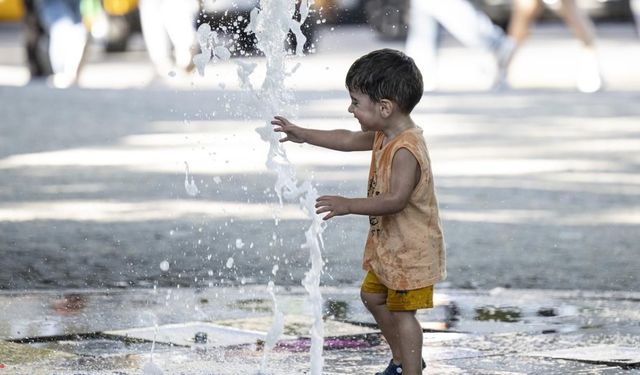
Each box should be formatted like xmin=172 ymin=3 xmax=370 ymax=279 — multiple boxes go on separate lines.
xmin=32 ymin=0 xmax=88 ymax=88
xmin=138 ymin=0 xmax=199 ymax=78
xmin=404 ymin=0 xmax=516 ymax=91
xmin=632 ymin=0 xmax=640 ymax=37
xmin=507 ymin=0 xmax=603 ymax=93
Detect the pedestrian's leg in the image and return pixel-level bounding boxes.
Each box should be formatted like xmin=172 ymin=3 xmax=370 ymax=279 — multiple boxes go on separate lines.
xmin=59 ymin=0 xmax=87 ymax=84
xmin=163 ymin=0 xmax=198 ymax=72
xmin=556 ymin=0 xmax=595 ymax=46
xmin=37 ymin=0 xmax=86 ymax=87
xmin=139 ymin=0 xmax=173 ymax=76
xmin=420 ymin=0 xmax=516 ymax=89
xmin=361 ymin=291 xmax=402 ymax=364
xmin=391 ymin=310 xmax=423 ymax=375
xmin=405 ymin=0 xmax=438 ymax=90
xmin=557 ymin=0 xmax=602 ymax=92
xmin=424 ymin=0 xmax=504 ymax=51
xmin=508 ymin=0 xmax=542 ymax=45
xmin=632 ymin=0 xmax=640 ymax=37
xmin=34 ymin=0 xmax=67 ymax=74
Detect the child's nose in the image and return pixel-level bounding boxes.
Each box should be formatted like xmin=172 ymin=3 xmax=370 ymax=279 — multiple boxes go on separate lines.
xmin=347 ymin=104 xmax=354 ymax=113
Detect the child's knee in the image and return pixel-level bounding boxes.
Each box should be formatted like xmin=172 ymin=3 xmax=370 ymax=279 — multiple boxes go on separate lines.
xmin=360 ymin=291 xmax=387 ymax=310
xmin=390 ymin=309 xmax=418 ymax=321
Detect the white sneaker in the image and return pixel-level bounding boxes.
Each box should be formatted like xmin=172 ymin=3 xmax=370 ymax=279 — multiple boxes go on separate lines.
xmin=576 ymin=49 xmax=603 ymax=93
xmin=49 ymin=73 xmax=76 ymax=89
xmin=492 ymin=37 xmax=516 ymax=90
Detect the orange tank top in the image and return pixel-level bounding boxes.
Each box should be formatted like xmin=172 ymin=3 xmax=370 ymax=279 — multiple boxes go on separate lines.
xmin=362 ymin=128 xmax=446 ymax=290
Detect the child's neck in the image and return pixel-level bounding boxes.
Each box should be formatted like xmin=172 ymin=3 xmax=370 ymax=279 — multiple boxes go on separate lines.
xmin=382 ymin=114 xmax=415 ymax=142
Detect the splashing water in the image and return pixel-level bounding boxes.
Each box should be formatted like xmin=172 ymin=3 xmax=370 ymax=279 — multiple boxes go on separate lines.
xmin=184 ymin=161 xmax=199 ymax=196
xmin=259 ymin=281 xmax=285 ymax=374
xmin=142 ymin=324 xmax=163 ymax=375
xmin=193 ymin=23 xmax=232 ymax=77
xmin=246 ymin=1 xmax=325 ymax=374
xmin=193 ymin=1 xmax=324 ymax=373
xmin=159 ymin=260 xmax=170 ymax=272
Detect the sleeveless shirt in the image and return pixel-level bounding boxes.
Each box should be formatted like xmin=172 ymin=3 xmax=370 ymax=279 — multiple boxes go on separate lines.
xmin=362 ymin=127 xmax=446 ymax=290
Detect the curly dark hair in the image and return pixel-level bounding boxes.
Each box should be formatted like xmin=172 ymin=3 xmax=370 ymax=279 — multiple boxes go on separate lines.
xmin=345 ymin=48 xmax=424 ymax=114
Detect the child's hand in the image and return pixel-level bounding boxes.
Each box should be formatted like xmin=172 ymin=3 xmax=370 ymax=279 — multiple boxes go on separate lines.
xmin=315 ymin=195 xmax=350 ymax=220
xmin=271 ymin=116 xmax=305 ymax=143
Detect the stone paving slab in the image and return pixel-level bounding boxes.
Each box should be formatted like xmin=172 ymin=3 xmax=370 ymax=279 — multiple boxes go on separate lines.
xmin=106 ymin=322 xmax=276 ymax=348
xmin=527 ymin=345 xmax=640 ymax=367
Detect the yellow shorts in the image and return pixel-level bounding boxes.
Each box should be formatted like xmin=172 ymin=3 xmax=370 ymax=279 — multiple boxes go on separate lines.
xmin=361 ymin=271 xmax=433 ymax=311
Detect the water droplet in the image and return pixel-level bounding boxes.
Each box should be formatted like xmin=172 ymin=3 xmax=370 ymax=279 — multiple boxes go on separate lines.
xmin=160 ymin=261 xmax=170 ymax=272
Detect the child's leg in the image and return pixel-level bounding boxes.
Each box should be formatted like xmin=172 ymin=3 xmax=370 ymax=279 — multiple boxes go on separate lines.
xmin=361 ymin=291 xmax=402 ymax=363
xmin=391 ymin=310 xmax=423 ymax=375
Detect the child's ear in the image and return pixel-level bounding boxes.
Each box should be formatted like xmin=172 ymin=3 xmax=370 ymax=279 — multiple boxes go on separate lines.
xmin=379 ymin=99 xmax=393 ymax=118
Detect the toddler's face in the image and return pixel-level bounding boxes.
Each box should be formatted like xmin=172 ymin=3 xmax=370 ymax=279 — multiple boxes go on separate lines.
xmin=348 ymin=90 xmax=380 ymax=132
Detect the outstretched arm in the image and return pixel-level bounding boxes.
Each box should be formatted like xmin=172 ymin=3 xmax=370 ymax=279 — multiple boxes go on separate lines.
xmin=315 ymin=148 xmax=420 ymax=220
xmin=272 ymin=115 xmax=374 ymax=152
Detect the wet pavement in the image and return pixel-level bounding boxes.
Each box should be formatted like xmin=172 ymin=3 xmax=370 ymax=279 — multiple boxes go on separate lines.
xmin=1 ymin=286 xmax=640 ymax=374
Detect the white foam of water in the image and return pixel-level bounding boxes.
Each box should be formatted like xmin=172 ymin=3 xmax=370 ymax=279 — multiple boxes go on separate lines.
xmin=142 ymin=362 xmax=163 ymax=375
xmin=193 ymin=1 xmax=323 ymax=373
xmin=142 ymin=324 xmax=163 ymax=375
xmin=259 ymin=281 xmax=285 ymax=374
xmin=193 ymin=23 xmax=232 ymax=77
xmin=184 ymin=162 xmax=200 ymax=196
xmin=159 ymin=260 xmax=170 ymax=272
xmin=247 ymin=1 xmax=325 ymax=374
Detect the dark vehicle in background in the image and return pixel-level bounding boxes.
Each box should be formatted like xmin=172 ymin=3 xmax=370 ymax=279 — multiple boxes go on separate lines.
xmin=100 ymin=0 xmax=141 ymax=52
xmin=365 ymin=0 xmax=634 ymax=39
xmin=102 ymin=0 xmax=366 ymax=55
xmin=197 ymin=0 xmax=363 ymax=55
xmin=198 ymin=0 xmax=316 ymax=55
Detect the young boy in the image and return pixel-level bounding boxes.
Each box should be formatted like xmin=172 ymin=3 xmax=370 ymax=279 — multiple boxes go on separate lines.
xmin=272 ymin=48 xmax=446 ymax=375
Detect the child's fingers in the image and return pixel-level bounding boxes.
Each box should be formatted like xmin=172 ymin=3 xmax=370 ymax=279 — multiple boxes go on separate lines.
xmin=315 ymin=200 xmax=331 ymax=209
xmin=272 ymin=115 xmax=289 ymax=125
xmin=315 ymin=196 xmax=337 ymax=219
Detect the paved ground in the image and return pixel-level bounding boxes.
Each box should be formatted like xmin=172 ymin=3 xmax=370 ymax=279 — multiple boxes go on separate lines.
xmin=1 ymin=18 xmax=640 ymax=374
xmin=1 ymin=22 xmax=640 ymax=291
